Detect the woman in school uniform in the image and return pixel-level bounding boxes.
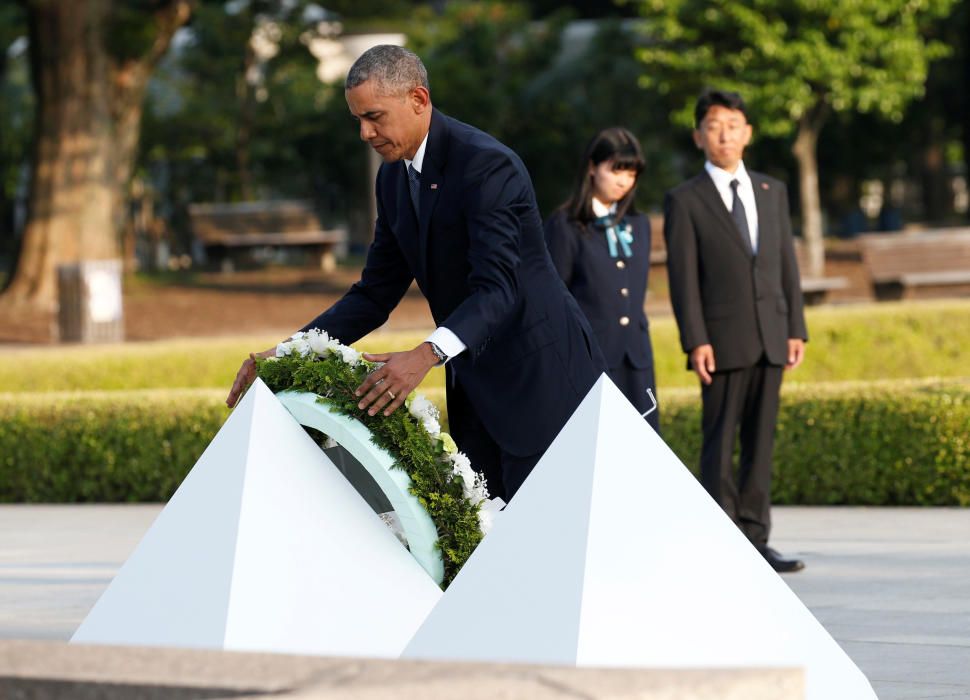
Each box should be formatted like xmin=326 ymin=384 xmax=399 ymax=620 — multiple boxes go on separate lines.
xmin=544 ymin=127 xmax=659 ymax=432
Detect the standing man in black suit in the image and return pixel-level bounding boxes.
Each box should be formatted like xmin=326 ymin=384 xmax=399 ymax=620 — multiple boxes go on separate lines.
xmin=226 ymin=45 xmax=604 ymax=501
xmin=663 ymin=89 xmax=808 ymax=572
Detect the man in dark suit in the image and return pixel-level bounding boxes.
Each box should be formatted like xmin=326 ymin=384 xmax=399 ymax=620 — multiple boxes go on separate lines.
xmin=664 ymin=89 xmax=808 ymax=572
xmin=227 ymin=45 xmax=604 ymax=501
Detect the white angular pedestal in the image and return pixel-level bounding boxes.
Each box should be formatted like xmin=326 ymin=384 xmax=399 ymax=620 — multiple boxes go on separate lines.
xmin=404 ymin=375 xmax=876 ymax=699
xmin=72 ymin=379 xmax=441 ymax=657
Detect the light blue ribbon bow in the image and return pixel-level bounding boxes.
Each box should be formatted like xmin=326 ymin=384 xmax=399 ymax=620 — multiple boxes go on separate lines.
xmin=595 ymin=215 xmax=634 ymax=258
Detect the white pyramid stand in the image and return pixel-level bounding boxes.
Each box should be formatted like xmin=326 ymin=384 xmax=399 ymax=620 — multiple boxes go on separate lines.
xmin=72 ymin=379 xmax=442 ymax=658
xmin=404 ymin=375 xmax=877 ymax=699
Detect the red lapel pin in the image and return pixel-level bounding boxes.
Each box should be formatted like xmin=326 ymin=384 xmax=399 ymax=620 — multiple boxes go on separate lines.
xmin=430 ymin=183 xmax=438 ymax=190
xmin=761 ymin=182 xmax=770 ymax=190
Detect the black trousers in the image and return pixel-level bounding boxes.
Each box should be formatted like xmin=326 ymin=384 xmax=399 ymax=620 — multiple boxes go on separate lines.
xmin=446 ymin=376 xmax=541 ymax=503
xmin=699 ymin=358 xmax=783 ymax=549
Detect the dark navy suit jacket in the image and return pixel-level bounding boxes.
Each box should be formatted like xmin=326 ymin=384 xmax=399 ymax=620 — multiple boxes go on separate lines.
xmin=301 ymin=110 xmax=604 ymax=457
xmin=544 ymin=210 xmax=654 ymax=370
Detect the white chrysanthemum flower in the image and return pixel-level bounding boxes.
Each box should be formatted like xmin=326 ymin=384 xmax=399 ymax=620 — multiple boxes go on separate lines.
xmin=422 ymin=416 xmax=441 ymax=437
xmin=290 ymin=338 xmax=312 ymax=357
xmin=307 ymin=329 xmax=332 ymax=356
xmin=337 ymin=344 xmax=361 ymax=366
xmin=449 ymin=451 xmax=486 ymax=505
xmin=408 ymin=395 xmax=436 ymax=421
xmin=478 ymin=507 xmax=494 ymax=534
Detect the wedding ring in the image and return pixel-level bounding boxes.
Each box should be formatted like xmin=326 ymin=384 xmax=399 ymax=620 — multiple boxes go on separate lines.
xmin=386 ymin=390 xmax=396 ymax=400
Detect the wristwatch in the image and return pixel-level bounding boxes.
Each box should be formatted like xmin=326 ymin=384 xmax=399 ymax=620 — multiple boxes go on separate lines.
xmin=427 ymin=341 xmax=448 ymax=365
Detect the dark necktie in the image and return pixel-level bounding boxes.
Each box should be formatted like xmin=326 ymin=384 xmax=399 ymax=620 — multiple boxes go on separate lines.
xmin=730 ymin=178 xmax=753 ymax=254
xmin=407 ymin=163 xmax=421 ymax=218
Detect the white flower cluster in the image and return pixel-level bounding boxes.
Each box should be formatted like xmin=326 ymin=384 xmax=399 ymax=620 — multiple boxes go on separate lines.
xmin=273 ymin=329 xmax=495 ymax=534
xmin=407 ymin=392 xmax=492 ymax=532
xmin=275 ymin=329 xmax=362 ymax=367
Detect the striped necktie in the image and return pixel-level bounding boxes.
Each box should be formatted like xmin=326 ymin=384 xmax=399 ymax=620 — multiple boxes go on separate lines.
xmin=407 ymin=163 xmax=421 ymax=217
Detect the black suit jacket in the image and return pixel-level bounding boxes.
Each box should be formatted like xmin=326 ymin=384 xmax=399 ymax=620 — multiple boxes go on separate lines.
xmin=544 ymin=210 xmax=654 ymax=369
xmin=663 ymin=170 xmax=807 ymax=371
xmin=301 ymin=110 xmax=604 ymax=457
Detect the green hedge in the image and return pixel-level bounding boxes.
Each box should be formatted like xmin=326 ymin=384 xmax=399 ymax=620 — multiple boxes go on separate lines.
xmin=2 ymin=300 xmax=970 ymax=393
xmin=0 ymin=390 xmax=226 ymax=502
xmin=1 ymin=379 xmax=967 ymax=505
xmin=660 ymin=379 xmax=970 ymax=506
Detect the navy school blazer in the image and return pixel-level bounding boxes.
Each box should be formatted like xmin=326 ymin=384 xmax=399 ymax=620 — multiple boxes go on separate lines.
xmin=300 ymin=109 xmax=605 ymax=457
xmin=545 ymin=209 xmax=655 ymax=370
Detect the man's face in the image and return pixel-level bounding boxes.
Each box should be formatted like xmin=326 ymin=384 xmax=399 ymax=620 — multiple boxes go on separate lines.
xmin=693 ymin=104 xmax=752 ymax=172
xmin=345 ymin=79 xmax=430 ymax=163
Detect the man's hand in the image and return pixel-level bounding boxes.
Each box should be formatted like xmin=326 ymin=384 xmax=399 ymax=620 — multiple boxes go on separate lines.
xmin=786 ymin=338 xmax=806 ymax=370
xmin=226 ymin=347 xmax=276 ymax=408
xmin=356 ymin=342 xmax=439 ymax=417
xmin=690 ymin=343 xmax=716 ymax=385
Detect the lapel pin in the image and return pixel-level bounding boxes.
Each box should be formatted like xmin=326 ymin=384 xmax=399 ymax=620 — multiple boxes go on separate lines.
xmin=430 ymin=183 xmax=438 ymax=190
xmin=761 ymin=182 xmax=770 ymax=190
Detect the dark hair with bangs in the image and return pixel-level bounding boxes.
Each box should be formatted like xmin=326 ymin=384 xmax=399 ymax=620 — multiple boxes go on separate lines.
xmin=562 ymin=127 xmax=645 ymax=228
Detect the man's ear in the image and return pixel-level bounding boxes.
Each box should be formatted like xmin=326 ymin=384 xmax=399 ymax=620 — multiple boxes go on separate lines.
xmin=411 ymin=86 xmax=431 ymax=114
xmin=742 ymin=123 xmax=753 ymax=147
xmin=692 ymin=129 xmax=703 ymax=149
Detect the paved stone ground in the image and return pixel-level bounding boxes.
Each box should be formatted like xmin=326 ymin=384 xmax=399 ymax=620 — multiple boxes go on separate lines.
xmin=1 ymin=505 xmax=967 ymax=699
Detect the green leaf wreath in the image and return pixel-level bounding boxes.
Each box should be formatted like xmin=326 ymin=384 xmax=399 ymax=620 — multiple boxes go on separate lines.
xmin=255 ymin=330 xmax=489 ymax=587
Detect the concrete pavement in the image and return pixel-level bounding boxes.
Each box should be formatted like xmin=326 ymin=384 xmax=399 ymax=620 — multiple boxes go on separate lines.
xmin=1 ymin=505 xmax=968 ymax=699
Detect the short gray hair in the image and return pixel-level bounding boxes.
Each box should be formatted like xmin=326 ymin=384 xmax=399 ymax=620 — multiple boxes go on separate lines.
xmin=345 ymin=45 xmax=430 ymax=95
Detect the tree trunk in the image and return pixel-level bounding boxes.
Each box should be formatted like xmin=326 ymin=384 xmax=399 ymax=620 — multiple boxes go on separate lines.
xmin=0 ymin=0 xmax=191 ymax=311
xmin=791 ymin=101 xmax=829 ymax=278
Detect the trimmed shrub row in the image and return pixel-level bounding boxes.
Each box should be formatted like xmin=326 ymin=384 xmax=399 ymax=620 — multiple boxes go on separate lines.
xmin=1 ymin=379 xmax=967 ymax=505
xmin=0 ymin=390 xmax=226 ymax=502
xmin=661 ymin=379 xmax=970 ymax=506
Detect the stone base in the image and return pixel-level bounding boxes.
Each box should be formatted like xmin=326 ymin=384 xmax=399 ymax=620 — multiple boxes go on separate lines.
xmin=0 ymin=640 xmax=802 ymax=699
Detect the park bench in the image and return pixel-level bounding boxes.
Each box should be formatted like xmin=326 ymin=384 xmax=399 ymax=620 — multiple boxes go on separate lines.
xmin=189 ymin=200 xmax=347 ymax=273
xmin=647 ymin=214 xmax=846 ymax=305
xmin=793 ymin=240 xmax=849 ymax=305
xmin=858 ymin=229 xmax=970 ymax=300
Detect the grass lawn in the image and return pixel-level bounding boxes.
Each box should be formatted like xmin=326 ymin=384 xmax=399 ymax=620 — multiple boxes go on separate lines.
xmin=1 ymin=299 xmax=968 ymax=394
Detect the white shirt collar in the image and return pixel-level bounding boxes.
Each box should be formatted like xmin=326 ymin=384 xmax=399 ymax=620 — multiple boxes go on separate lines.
xmin=705 ymin=160 xmax=751 ymax=191
xmin=591 ymin=197 xmax=617 ymax=218
xmin=405 ymin=132 xmax=429 ymax=174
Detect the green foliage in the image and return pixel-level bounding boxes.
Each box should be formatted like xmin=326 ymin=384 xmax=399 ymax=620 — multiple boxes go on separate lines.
xmin=408 ymin=3 xmax=684 ymax=213
xmin=105 ymin=2 xmax=167 ymax=63
xmin=0 ymin=331 xmax=442 ymax=393
xmin=633 ymin=0 xmax=957 ymax=136
xmin=3 ymin=379 xmax=967 ymax=512
xmin=2 ymin=301 xmax=969 ymax=394
xmin=0 ymin=2 xmax=31 ymax=265
xmin=0 ymin=390 xmax=226 ymax=502
xmin=256 ymin=352 xmax=482 ymax=586
xmin=661 ymin=379 xmax=970 ymax=506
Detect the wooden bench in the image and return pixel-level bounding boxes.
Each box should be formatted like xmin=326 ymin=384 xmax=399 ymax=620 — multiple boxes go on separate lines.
xmin=648 ymin=214 xmax=846 ymax=305
xmin=859 ymin=229 xmax=970 ymax=300
xmin=189 ymin=200 xmax=347 ymax=273
xmin=793 ymin=240 xmax=848 ymax=305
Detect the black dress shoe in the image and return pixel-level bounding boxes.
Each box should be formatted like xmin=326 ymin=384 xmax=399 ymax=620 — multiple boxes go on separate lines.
xmin=760 ymin=547 xmax=805 ymax=573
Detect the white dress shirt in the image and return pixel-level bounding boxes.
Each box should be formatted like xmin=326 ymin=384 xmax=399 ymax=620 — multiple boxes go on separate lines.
xmin=407 ymin=131 xmax=466 ymax=361
xmin=704 ymin=160 xmax=759 ymax=253
xmin=404 ymin=132 xmax=429 ymax=175
xmin=591 ymin=197 xmax=616 ymax=217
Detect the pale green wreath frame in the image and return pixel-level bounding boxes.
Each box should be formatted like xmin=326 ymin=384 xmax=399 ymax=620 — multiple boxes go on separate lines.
xmin=276 ymin=390 xmax=445 ymax=585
